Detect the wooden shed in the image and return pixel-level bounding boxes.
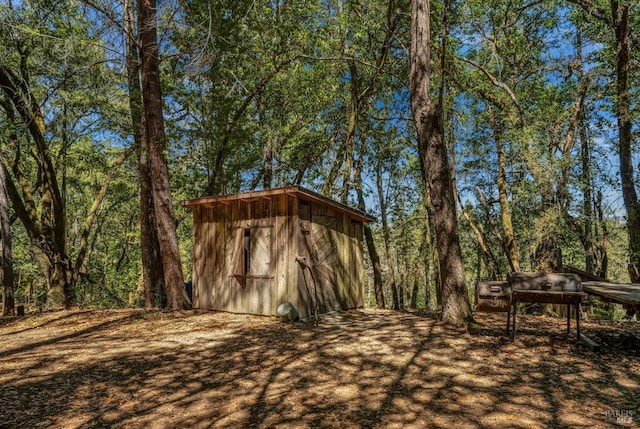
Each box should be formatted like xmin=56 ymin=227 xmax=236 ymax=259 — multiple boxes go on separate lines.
xmin=181 ymin=186 xmax=374 ymax=318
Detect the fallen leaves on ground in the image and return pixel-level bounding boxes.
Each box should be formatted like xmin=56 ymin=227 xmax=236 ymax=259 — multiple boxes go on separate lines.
xmin=0 ymin=309 xmax=638 ymax=428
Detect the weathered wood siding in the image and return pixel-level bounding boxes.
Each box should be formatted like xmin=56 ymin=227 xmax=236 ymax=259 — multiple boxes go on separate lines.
xmin=287 ymin=194 xmax=302 ymax=316
xmin=352 ymin=219 xmax=365 ymax=307
xmin=191 ymin=190 xmax=366 ymax=317
xmin=294 ymin=200 xmax=365 ymax=317
xmin=192 ymin=205 xmax=203 ymax=309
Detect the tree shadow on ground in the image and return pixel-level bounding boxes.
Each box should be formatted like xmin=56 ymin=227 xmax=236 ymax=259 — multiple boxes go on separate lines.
xmin=0 ymin=309 xmax=638 ymax=428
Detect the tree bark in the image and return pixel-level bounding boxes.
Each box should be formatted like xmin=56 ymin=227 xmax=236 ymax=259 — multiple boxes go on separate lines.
xmin=376 ymin=160 xmax=400 ymax=309
xmin=457 ymin=192 xmax=499 ymax=280
xmin=354 ymin=159 xmax=385 ymax=309
xmin=410 ymin=0 xmax=471 ymax=326
xmin=125 ymin=0 xmax=165 ymax=308
xmin=410 ymin=275 xmax=419 ymax=309
xmin=420 ymin=215 xmax=433 ymax=309
xmin=492 ymin=116 xmax=520 ymax=273
xmin=397 ymin=214 xmax=411 ymax=310
xmin=340 ymin=56 xmax=359 ymax=205
xmin=610 ymin=1 xmax=640 ymax=282
xmin=70 ymin=150 xmax=131 ymax=288
xmin=363 ymin=221 xmax=385 ymax=309
xmin=0 ymin=65 xmax=70 ymax=309
xmin=575 ymin=30 xmax=595 ymax=275
xmin=566 ymin=0 xmax=637 ymax=281
xmin=580 ymin=118 xmax=595 ymax=274
xmin=138 ymin=0 xmax=189 ymax=310
xmin=595 ymin=190 xmax=609 ymax=278
xmin=0 ymin=162 xmax=14 ymax=316
xmin=419 ymin=172 xmax=439 ymax=308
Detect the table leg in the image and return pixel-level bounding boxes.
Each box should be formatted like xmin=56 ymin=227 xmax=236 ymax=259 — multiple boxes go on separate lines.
xmin=511 ymin=302 xmax=517 ymax=341
xmin=576 ymin=303 xmax=581 ymax=341
xmin=567 ymin=304 xmax=571 ymax=335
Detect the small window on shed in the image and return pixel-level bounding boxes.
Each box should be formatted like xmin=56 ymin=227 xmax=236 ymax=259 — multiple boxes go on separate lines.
xmin=299 ymin=199 xmax=311 ymax=221
xmin=233 ymin=227 xmax=272 ymax=278
xmin=243 ymin=229 xmax=251 ymax=275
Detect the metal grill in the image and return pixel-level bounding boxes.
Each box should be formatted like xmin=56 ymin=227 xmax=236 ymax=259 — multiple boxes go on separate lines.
xmin=475 ymin=272 xmax=585 ymax=341
xmin=508 ymin=272 xmax=583 ymax=292
xmin=508 ymin=272 xmax=584 ymax=340
xmin=475 ymin=281 xmax=511 ymax=313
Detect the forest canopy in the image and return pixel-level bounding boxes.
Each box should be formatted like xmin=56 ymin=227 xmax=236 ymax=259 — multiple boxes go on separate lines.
xmin=0 ymin=0 xmax=637 ymax=314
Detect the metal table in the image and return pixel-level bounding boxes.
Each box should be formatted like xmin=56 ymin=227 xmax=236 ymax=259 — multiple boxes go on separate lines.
xmin=510 ymin=290 xmax=583 ymax=340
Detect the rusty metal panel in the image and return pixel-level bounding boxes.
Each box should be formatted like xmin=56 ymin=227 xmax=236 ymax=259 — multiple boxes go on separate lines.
xmin=475 ymin=281 xmax=511 ymax=313
xmin=508 ymin=272 xmax=582 ymax=292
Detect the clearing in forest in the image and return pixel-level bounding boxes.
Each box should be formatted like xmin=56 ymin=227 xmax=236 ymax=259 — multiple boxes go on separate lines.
xmin=0 ymin=309 xmax=638 ymax=428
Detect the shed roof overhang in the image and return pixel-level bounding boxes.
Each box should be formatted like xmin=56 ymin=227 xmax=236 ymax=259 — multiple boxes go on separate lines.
xmin=180 ymin=185 xmax=375 ymax=223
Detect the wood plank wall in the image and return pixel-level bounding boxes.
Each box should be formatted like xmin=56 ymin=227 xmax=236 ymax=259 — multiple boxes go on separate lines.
xmin=191 ymin=193 xmax=365 ymax=317
xmin=192 ymin=205 xmax=202 ymax=309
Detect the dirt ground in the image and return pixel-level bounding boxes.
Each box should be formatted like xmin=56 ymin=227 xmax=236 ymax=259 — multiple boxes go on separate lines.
xmin=0 ymin=309 xmax=638 ymax=429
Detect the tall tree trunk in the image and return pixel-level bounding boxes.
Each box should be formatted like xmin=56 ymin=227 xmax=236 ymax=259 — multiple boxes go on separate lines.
xmin=532 ymin=163 xmax=560 ymax=272
xmin=328 ymin=0 xmax=401 ymax=203
xmin=575 ymin=30 xmax=595 ymax=275
xmin=420 ymin=217 xmax=433 ymax=309
xmin=455 ymin=184 xmax=499 ymax=280
xmin=322 ymin=141 xmax=346 ymax=198
xmin=124 ymin=0 xmax=165 ymax=308
xmin=328 ymin=0 xmax=402 ymax=306
xmin=566 ymin=0 xmax=637 ymax=280
xmin=354 ymin=159 xmax=385 ymax=309
xmin=410 ymin=0 xmax=471 ymax=326
xmin=533 ymin=219 xmax=561 ymax=272
xmin=611 ymin=0 xmax=640 ymax=282
xmin=262 ymin=137 xmax=273 ymax=190
xmin=70 ymin=151 xmax=131 ymax=288
xmin=420 ymin=167 xmax=439 ymax=308
xmin=491 ymin=115 xmax=520 ymax=272
xmin=0 ymin=162 xmax=14 ymax=316
xmin=0 ymin=65 xmax=70 ymax=310
xmin=340 ymin=57 xmax=359 ymax=205
xmin=410 ymin=269 xmax=420 ymax=309
xmin=138 ymin=0 xmax=189 ymax=310
xmin=140 ymin=130 xmax=166 ymax=307
xmin=595 ymin=190 xmax=609 ymax=278
xmin=397 ymin=214 xmax=411 ymax=310
xmin=376 ymin=161 xmax=399 ymax=309
xmin=363 ymin=221 xmax=385 ymax=309
xmin=581 ymin=119 xmax=595 ymax=274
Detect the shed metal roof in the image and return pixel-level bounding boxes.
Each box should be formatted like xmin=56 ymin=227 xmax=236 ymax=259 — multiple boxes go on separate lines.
xmin=180 ymin=185 xmax=375 ymax=223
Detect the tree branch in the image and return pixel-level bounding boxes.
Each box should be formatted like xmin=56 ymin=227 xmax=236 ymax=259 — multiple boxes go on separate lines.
xmin=206 ymin=55 xmax=301 ymax=194
xmin=565 ymin=0 xmax=609 ymax=23
xmin=458 ymin=57 xmax=527 ymax=127
xmin=71 ymin=148 xmax=134 ymax=286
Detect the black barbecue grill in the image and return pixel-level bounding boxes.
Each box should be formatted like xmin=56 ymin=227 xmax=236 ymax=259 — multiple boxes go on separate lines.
xmin=475 ymin=272 xmax=584 ymax=340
